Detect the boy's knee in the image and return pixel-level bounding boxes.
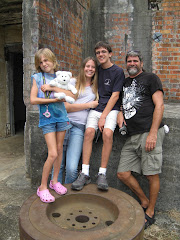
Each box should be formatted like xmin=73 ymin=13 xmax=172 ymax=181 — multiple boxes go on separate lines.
xmin=103 ymin=129 xmax=113 ymax=142
xmin=84 ymin=128 xmax=95 ymax=141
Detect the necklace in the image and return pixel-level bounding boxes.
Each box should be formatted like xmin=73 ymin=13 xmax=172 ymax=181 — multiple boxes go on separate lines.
xmin=42 ymin=73 xmax=52 ymax=98
xmin=42 ymin=73 xmax=52 ymax=118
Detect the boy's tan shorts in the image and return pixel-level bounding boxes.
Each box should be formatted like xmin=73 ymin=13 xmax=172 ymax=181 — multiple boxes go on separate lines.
xmin=117 ymin=127 xmax=165 ymax=175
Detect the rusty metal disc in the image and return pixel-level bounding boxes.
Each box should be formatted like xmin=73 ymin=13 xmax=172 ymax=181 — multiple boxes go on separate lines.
xmin=19 ymin=184 xmax=144 ymax=240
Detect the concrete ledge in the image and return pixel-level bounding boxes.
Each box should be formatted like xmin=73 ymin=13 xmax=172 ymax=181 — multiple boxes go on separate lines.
xmin=25 ymin=103 xmax=180 ymax=212
xmin=25 ymin=111 xmax=47 ymax=186
xmin=90 ymin=103 xmax=180 ymax=212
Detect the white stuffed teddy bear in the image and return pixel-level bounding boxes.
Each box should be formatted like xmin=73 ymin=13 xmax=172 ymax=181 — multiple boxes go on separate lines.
xmin=49 ymin=71 xmax=77 ymax=104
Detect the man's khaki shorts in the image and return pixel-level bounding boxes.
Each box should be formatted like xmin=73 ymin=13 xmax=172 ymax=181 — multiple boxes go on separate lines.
xmin=117 ymin=127 xmax=165 ymax=175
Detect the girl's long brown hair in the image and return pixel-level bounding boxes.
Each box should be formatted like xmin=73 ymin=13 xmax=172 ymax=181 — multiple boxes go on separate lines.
xmin=75 ymin=57 xmax=98 ymax=100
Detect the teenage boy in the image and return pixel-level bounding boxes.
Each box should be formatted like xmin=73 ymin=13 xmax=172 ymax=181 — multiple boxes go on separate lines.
xmin=72 ymin=41 xmax=125 ymax=191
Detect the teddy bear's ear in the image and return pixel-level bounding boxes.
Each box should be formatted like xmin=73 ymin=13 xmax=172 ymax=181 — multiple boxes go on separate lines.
xmin=66 ymin=71 xmax=72 ymax=78
xmin=56 ymin=71 xmax=62 ymax=76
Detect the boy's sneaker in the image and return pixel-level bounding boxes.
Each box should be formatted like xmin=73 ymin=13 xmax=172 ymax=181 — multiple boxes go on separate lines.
xmin=97 ymin=174 xmax=108 ymax=191
xmin=71 ymin=172 xmax=91 ymax=191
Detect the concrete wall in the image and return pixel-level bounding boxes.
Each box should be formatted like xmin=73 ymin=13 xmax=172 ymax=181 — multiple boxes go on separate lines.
xmin=26 ymin=102 xmax=180 ymax=212
xmin=23 ymin=0 xmax=90 ymax=178
xmin=22 ymin=0 xmax=180 ymax=213
xmin=84 ymin=0 xmax=180 ymax=101
xmin=84 ymin=0 xmax=152 ymax=75
xmin=90 ymin=103 xmax=180 ymax=212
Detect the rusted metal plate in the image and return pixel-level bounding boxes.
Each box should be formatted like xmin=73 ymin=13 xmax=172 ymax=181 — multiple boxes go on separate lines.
xmin=47 ymin=194 xmax=118 ymax=230
xmin=19 ymin=184 xmax=144 ymax=240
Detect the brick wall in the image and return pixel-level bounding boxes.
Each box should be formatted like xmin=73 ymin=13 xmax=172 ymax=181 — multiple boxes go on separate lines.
xmin=95 ymin=1 xmax=152 ymax=77
xmin=101 ymin=0 xmax=180 ymax=102
xmin=23 ymin=0 xmax=179 ymax=104
xmin=152 ymin=0 xmax=180 ymax=101
xmin=23 ymin=0 xmax=180 ymax=185
xmin=38 ymin=0 xmax=90 ymax=77
xmin=107 ymin=12 xmax=131 ymax=73
xmin=86 ymin=1 xmax=133 ymax=76
xmin=23 ymin=0 xmax=89 ymax=111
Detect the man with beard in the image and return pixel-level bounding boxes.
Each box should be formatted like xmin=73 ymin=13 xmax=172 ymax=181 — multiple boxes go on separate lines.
xmin=117 ymin=51 xmax=165 ymax=229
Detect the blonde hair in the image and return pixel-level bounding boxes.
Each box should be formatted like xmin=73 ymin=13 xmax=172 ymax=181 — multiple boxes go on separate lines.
xmin=35 ymin=48 xmax=59 ymax=72
xmin=75 ymin=57 xmax=99 ymax=100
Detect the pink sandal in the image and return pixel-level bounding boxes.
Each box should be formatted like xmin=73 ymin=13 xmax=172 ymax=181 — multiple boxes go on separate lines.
xmin=49 ymin=180 xmax=67 ymax=195
xmin=37 ymin=187 xmax=55 ymax=203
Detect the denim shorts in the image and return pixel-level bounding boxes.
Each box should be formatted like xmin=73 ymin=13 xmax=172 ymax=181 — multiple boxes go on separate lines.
xmin=41 ymin=122 xmax=71 ymax=135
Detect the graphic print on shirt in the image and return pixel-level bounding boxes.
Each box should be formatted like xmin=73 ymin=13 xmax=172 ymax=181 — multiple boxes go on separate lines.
xmin=104 ymin=79 xmax=111 ymax=86
xmin=123 ymin=79 xmax=145 ymax=119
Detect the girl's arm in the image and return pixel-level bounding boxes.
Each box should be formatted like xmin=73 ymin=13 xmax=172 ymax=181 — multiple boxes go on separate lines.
xmin=65 ymin=101 xmax=99 ymax=113
xmin=41 ymin=84 xmax=76 ymax=99
xmin=30 ymin=79 xmax=63 ymax=105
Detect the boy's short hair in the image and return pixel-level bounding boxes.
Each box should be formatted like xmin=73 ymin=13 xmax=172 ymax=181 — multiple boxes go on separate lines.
xmin=94 ymin=41 xmax=112 ymax=54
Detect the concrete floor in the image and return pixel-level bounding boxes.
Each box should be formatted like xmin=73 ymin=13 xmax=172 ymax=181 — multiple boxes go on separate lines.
xmin=0 ymin=132 xmax=179 ymax=240
xmin=0 ymin=132 xmax=34 ymax=240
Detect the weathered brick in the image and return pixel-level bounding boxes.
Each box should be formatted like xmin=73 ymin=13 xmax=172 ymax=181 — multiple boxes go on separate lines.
xmin=23 ymin=0 xmax=179 ymax=102
xmin=159 ymin=70 xmax=170 ymax=74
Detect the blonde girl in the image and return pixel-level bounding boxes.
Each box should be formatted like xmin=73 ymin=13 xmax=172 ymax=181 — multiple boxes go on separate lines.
xmin=30 ymin=48 xmax=73 ymax=203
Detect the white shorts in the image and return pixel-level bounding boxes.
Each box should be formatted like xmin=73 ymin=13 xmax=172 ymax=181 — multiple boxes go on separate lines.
xmin=86 ymin=110 xmax=119 ymax=132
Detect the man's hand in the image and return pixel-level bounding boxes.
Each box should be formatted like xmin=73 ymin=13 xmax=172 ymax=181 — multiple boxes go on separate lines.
xmin=145 ymin=132 xmax=157 ymax=152
xmin=145 ymin=90 xmax=164 ymax=152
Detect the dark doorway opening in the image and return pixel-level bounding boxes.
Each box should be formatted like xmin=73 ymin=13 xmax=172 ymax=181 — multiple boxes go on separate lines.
xmin=5 ymin=44 xmax=25 ymax=135
xmin=13 ymin=52 xmax=26 ymax=133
